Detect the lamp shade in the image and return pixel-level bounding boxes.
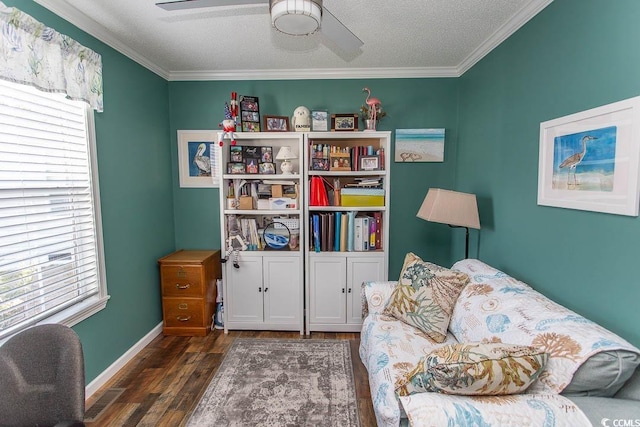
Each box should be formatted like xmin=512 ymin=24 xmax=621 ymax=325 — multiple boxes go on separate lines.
xmin=270 ymin=0 xmax=322 ymax=36
xmin=276 ymin=146 xmax=296 ymax=160
xmin=417 ymin=188 xmax=480 ymax=229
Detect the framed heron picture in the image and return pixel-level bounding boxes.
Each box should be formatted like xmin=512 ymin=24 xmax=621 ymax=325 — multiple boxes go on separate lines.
xmin=177 ymin=130 xmax=220 ymax=188
xmin=537 ymin=96 xmax=640 ymax=216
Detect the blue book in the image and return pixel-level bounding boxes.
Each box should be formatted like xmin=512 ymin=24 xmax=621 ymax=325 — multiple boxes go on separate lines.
xmin=334 ymin=212 xmax=341 ymax=251
xmin=347 ymin=211 xmax=356 ymax=252
xmin=313 ymin=214 xmax=320 ymax=252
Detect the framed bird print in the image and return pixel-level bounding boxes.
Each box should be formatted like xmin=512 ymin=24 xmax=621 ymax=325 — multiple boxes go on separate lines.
xmin=537 ymin=96 xmax=640 ymax=216
xmin=177 ymin=130 xmax=220 ymax=188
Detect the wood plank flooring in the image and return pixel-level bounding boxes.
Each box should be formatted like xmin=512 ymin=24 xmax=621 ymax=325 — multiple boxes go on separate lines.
xmin=84 ymin=330 xmax=377 ymax=427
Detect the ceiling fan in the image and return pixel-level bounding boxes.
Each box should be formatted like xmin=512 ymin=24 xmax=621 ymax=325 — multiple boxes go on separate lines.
xmin=155 ymin=0 xmax=363 ymax=53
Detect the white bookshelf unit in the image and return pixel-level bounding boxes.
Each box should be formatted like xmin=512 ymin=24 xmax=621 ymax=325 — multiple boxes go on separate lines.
xmin=218 ymin=132 xmax=305 ymax=334
xmin=304 ymin=131 xmax=391 ymax=333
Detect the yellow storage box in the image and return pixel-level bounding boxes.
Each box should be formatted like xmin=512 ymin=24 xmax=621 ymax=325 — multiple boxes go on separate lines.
xmin=340 ymin=188 xmax=384 ymax=207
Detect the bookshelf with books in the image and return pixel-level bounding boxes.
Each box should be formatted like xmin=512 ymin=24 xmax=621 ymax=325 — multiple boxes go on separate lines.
xmin=304 ymin=131 xmax=391 ymax=333
xmin=217 ymin=132 xmax=305 ymax=334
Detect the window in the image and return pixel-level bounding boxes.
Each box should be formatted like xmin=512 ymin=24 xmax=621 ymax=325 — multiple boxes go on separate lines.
xmin=0 ymin=79 xmax=108 ymax=340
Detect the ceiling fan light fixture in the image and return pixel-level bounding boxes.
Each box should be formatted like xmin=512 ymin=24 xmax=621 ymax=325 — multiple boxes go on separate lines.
xmin=270 ymin=0 xmax=322 ymax=36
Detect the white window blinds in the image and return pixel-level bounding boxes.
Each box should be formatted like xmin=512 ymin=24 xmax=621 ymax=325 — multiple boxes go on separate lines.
xmin=0 ymin=79 xmax=105 ymax=339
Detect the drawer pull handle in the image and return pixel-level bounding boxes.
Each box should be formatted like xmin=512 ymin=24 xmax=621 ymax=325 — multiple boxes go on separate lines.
xmin=178 ymin=303 xmax=188 ymax=310
xmin=342 ymin=288 xmax=345 ymax=293
xmin=264 ymin=287 xmax=268 ymax=292
xmin=176 ymin=315 xmax=191 ymax=322
xmin=176 ymin=283 xmax=191 ymax=290
xmin=348 ymin=288 xmax=352 ymax=293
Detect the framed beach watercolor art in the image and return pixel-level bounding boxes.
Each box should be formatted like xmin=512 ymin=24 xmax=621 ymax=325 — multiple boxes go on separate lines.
xmin=395 ymin=129 xmax=445 ymax=162
xmin=177 ymin=130 xmax=219 ymax=188
xmin=537 ymin=96 xmax=640 ymax=216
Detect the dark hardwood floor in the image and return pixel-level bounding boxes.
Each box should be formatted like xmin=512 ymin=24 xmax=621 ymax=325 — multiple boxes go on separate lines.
xmin=84 ymin=330 xmax=376 ymax=427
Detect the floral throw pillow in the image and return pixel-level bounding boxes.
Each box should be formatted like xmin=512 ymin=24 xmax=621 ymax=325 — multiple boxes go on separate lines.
xmin=396 ymin=343 xmax=549 ymax=396
xmin=382 ymin=253 xmax=469 ymax=342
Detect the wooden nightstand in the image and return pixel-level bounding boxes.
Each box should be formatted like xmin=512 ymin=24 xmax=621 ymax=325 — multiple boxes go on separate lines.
xmin=158 ymin=249 xmax=221 ymax=336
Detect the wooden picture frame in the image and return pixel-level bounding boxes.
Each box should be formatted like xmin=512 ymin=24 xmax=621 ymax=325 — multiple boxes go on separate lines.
xmin=311 ymin=110 xmax=329 ymax=131
xmin=330 ymin=153 xmax=351 ymax=171
xmin=264 ymin=115 xmax=290 ymax=132
xmin=359 ymin=155 xmax=379 ymax=171
xmin=177 ymin=130 xmax=219 ymax=188
xmin=331 ymin=113 xmax=358 ymax=132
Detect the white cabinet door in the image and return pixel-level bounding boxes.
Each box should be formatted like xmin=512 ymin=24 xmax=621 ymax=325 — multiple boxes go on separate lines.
xmin=309 ymin=256 xmax=346 ymax=324
xmin=225 ymin=257 xmax=263 ymax=324
xmin=347 ymin=255 xmax=385 ymax=324
xmin=263 ymin=256 xmax=301 ymax=324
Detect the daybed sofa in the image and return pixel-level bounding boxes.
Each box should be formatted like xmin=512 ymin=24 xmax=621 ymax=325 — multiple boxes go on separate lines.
xmin=360 ymin=257 xmax=640 ymax=426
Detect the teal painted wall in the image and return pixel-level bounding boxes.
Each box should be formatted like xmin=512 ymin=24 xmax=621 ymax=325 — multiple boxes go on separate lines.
xmin=457 ymin=0 xmax=640 ymax=346
xmin=7 ymin=1 xmax=175 ymax=382
xmin=168 ymin=78 xmax=460 ymax=276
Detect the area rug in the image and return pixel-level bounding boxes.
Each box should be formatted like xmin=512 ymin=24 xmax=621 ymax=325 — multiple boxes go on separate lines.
xmin=187 ymin=338 xmax=360 ymax=427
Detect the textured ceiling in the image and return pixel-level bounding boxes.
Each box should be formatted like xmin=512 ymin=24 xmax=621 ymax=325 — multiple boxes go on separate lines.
xmin=34 ymin=0 xmax=552 ymax=80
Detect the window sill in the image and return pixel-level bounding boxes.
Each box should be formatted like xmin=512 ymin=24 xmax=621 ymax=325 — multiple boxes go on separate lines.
xmin=41 ymin=294 xmax=111 ymax=328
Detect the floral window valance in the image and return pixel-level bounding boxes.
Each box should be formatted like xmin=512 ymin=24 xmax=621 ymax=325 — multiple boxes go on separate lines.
xmin=0 ymin=1 xmax=103 ymax=111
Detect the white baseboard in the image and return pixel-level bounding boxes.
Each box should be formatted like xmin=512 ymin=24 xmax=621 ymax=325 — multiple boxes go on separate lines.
xmin=85 ymin=322 xmax=163 ymax=398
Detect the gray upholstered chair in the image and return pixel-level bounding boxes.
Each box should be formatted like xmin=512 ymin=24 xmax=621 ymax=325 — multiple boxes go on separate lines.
xmin=0 ymin=324 xmax=85 ymax=427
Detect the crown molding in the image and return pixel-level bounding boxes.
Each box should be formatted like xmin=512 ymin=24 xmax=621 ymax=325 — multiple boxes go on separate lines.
xmin=33 ymin=0 xmax=170 ymax=80
xmin=457 ymin=0 xmax=554 ymax=76
xmin=167 ymin=66 xmax=460 ymax=81
xmin=34 ymin=0 xmax=552 ymax=82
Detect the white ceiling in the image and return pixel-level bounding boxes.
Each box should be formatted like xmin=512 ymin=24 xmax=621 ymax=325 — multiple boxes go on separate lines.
xmin=34 ymin=0 xmax=553 ymax=81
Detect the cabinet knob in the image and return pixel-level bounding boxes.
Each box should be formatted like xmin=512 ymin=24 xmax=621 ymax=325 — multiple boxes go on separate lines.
xmin=176 ymin=283 xmax=191 ymax=290
xmin=348 ymin=288 xmax=352 ymax=293
xmin=342 ymin=288 xmax=345 ymax=293
xmin=264 ymin=287 xmax=269 ymax=292
xmin=176 ymin=315 xmax=191 ymax=322
xmin=258 ymin=287 xmax=262 ymax=292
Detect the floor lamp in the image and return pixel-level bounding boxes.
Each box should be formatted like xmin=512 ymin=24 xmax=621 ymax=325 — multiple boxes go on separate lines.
xmin=416 ymin=188 xmax=481 ymax=259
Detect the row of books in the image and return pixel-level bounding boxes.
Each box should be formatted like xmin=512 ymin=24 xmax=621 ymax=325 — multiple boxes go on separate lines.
xmin=310 ymin=211 xmax=383 ymax=252
xmin=238 ymin=218 xmax=262 ymax=250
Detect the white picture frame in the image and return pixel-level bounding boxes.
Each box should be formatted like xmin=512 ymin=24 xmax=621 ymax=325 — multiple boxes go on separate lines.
xmin=537 ymin=96 xmax=640 ymax=216
xmin=177 ymin=130 xmax=220 ymax=188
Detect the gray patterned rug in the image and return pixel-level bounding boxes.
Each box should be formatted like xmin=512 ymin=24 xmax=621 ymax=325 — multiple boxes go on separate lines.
xmin=187 ymin=338 xmax=360 ymax=427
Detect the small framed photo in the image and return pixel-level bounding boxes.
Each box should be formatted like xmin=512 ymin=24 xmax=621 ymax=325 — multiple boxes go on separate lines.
xmin=230 ymin=145 xmax=243 ymax=162
xmin=331 ymin=113 xmax=358 ymax=132
xmin=360 ymin=155 xmax=379 ymax=171
xmin=227 ymin=162 xmax=245 ymax=174
xmin=245 ymin=158 xmax=259 ymax=174
xmin=261 ymin=146 xmax=273 ymax=163
xmin=311 ymin=110 xmax=329 ymax=131
xmin=242 ymin=146 xmax=260 ymax=160
xmin=311 ymin=158 xmax=330 ymax=171
xmin=264 ymin=116 xmax=290 ymax=132
xmin=330 ymin=153 xmax=351 ymax=171
xmin=259 ymin=162 xmax=275 ymax=174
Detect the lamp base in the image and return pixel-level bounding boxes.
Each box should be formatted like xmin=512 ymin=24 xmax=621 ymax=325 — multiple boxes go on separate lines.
xmin=280 ymin=160 xmax=293 ymax=175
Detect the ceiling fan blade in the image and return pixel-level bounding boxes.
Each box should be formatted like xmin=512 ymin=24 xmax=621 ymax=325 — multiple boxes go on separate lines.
xmin=156 ymin=0 xmax=267 ymax=12
xmin=320 ymin=7 xmax=363 ymax=53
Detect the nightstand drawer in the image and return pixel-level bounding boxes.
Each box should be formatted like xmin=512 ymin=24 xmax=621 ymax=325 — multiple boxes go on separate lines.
xmin=162 ymin=298 xmax=204 ymax=327
xmin=160 ymin=265 xmax=203 ymax=297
